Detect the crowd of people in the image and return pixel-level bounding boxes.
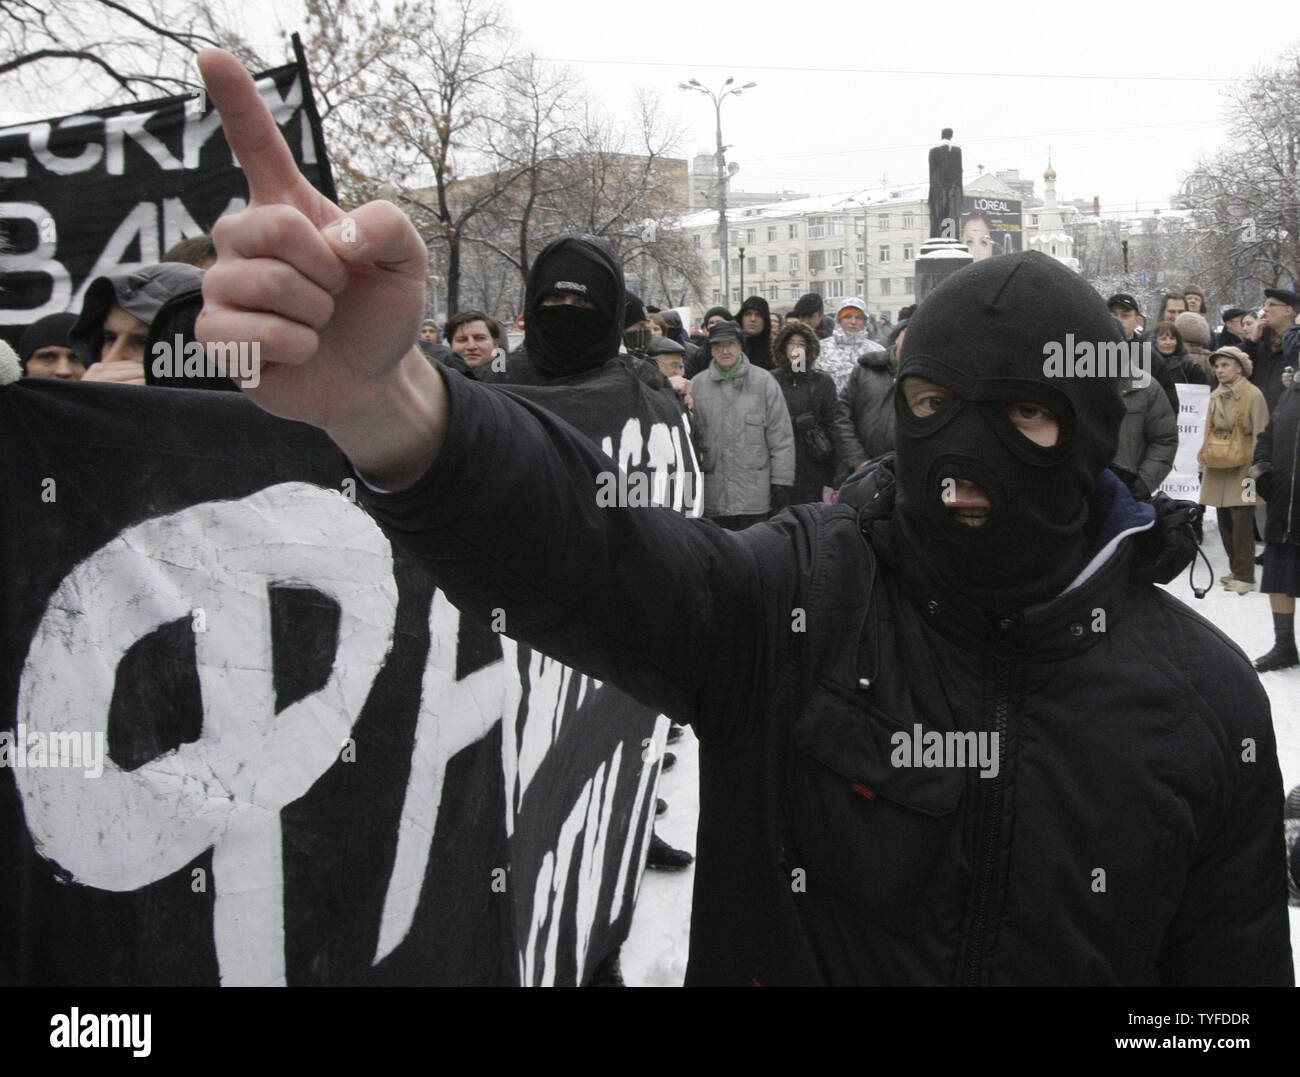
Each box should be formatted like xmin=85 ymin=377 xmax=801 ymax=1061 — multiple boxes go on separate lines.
xmin=13 ymin=251 xmax=1300 ymax=680
xmin=7 ymin=47 xmax=1300 ymax=981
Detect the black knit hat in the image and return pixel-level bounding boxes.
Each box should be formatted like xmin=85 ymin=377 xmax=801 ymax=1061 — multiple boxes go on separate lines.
xmin=18 ymin=312 xmax=80 ymax=366
xmin=703 ymin=305 xmax=732 ymax=324
xmin=791 ymin=292 xmax=823 ymax=318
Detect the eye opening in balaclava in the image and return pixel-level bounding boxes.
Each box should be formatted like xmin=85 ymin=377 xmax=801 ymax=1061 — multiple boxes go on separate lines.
xmin=892 ymin=251 xmax=1126 ymax=614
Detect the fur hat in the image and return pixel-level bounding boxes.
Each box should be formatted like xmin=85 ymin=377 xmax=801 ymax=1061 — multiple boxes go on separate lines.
xmin=1209 ymin=345 xmax=1252 ymax=378
xmin=1174 ymin=311 xmax=1211 ymax=346
xmin=772 ymin=320 xmax=820 ymax=367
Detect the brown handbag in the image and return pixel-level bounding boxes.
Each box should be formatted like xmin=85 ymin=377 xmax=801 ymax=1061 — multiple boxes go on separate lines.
xmin=1197 ymin=390 xmax=1250 ymax=470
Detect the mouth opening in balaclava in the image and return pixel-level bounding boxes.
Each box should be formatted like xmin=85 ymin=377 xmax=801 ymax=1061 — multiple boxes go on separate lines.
xmin=893 ymin=251 xmax=1126 ymax=614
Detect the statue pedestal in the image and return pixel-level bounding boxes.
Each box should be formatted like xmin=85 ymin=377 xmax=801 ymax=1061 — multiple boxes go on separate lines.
xmin=915 ymin=238 xmax=973 ymax=304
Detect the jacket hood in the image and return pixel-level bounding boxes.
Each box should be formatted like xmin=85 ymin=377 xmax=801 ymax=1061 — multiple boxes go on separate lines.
xmin=856 ymin=344 xmax=891 ymax=370
xmin=773 ymin=321 xmax=820 ymax=368
xmin=737 ymin=294 xmax=772 ymax=346
xmin=71 ymin=262 xmax=205 ymax=363
xmin=523 ymin=234 xmax=624 ymax=377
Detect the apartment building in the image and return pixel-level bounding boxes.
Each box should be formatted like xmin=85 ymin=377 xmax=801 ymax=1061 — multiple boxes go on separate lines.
xmin=675 ymin=171 xmax=1028 ymax=324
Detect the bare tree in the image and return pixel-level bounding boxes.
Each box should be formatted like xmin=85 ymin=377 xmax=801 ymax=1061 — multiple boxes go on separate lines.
xmin=0 ymin=0 xmax=255 ymax=109
xmin=1181 ymin=45 xmax=1300 ymax=303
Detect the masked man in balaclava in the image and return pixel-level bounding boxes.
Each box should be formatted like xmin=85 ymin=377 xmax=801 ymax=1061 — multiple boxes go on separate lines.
xmin=486 ymin=234 xmax=625 ymax=386
xmin=201 ymin=72 xmax=1294 ymax=986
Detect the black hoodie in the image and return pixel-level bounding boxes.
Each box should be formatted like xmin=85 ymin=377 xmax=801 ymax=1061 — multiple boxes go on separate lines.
xmin=736 ymin=294 xmax=774 ymax=371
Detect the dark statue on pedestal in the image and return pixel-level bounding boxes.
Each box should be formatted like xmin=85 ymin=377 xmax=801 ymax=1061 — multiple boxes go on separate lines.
xmin=927 ymin=128 xmax=963 ymax=239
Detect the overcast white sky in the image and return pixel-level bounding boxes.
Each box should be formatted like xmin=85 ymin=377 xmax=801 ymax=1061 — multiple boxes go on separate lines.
xmin=490 ymin=0 xmax=1295 ymax=216
xmin=8 ymin=0 xmax=1296 ymax=218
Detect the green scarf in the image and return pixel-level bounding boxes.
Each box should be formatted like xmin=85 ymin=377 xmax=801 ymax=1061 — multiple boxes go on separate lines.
xmin=713 ymin=356 xmax=744 ymax=380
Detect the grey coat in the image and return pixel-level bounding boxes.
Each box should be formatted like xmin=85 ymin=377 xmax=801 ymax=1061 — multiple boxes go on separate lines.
xmin=1113 ymin=379 xmax=1178 ymax=495
xmin=692 ymin=355 xmax=796 ymax=516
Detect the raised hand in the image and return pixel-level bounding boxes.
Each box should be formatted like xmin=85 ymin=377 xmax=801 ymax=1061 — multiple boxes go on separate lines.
xmin=195 ymin=49 xmax=445 ymax=488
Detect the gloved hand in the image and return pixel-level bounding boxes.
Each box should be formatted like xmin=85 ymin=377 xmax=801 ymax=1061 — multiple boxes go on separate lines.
xmin=1249 ymin=465 xmax=1274 ymax=504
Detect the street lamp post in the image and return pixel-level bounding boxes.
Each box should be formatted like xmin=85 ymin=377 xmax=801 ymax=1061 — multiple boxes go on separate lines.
xmin=679 ymin=76 xmax=756 ymax=308
xmin=738 ymin=246 xmax=746 ymax=299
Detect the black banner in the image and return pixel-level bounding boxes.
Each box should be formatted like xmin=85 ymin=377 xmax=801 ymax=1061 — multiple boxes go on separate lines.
xmin=0 ymin=368 xmax=700 ymax=985
xmin=0 ymin=57 xmax=335 ymax=349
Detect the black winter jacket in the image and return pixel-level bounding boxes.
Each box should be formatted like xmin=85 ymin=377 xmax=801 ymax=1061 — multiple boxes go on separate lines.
xmin=360 ymin=368 xmax=1294 ymax=986
xmin=772 ymin=365 xmax=839 ymax=504
xmin=832 ymin=349 xmax=897 ymax=473
xmin=1248 ymin=330 xmax=1290 ymax=413
xmin=737 ymin=295 xmax=775 ymax=371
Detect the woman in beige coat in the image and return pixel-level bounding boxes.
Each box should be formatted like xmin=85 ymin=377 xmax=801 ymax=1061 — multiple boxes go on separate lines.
xmin=1200 ymin=346 xmax=1270 ymax=592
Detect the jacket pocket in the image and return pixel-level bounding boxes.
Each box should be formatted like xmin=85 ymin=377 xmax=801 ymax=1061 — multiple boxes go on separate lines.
xmin=742 ymin=413 xmax=770 ymax=470
xmin=785 ymin=686 xmax=964 ymax=937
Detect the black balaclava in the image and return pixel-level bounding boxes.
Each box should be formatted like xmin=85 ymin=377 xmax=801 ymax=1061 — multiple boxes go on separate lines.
xmin=524 ymin=235 xmax=624 ymax=378
xmin=893 ymin=251 xmax=1126 ymax=613
xmin=622 ymin=289 xmax=651 ymax=353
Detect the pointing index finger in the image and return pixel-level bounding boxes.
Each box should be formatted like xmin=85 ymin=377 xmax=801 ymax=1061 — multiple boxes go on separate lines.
xmin=197 ymin=49 xmax=339 ymax=223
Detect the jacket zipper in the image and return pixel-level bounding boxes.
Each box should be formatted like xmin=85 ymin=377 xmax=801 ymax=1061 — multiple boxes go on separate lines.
xmin=962 ymin=653 xmax=1011 ymax=986
xmin=1285 ymin=417 xmax=1300 ymax=542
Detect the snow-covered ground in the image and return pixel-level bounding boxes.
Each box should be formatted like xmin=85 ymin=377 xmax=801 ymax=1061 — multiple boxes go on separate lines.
xmin=621 ymin=516 xmax=1300 ymax=985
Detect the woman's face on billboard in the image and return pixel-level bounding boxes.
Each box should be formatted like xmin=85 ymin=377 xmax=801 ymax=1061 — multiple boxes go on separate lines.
xmin=962 ymin=217 xmax=996 ymax=261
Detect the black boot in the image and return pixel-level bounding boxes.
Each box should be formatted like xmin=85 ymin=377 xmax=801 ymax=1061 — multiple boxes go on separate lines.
xmin=1253 ymin=613 xmax=1299 ymax=672
xmin=646 ymin=831 xmax=694 ymax=870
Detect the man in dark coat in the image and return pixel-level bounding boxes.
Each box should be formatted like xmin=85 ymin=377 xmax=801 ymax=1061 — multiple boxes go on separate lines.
xmin=736 ymin=294 xmax=774 ymax=371
xmin=1249 ymin=329 xmax=1300 ymax=671
xmin=197 ymin=58 xmax=1294 ymax=986
xmin=832 ymin=335 xmax=897 ymax=479
xmin=1249 ymin=287 xmax=1299 ymax=412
